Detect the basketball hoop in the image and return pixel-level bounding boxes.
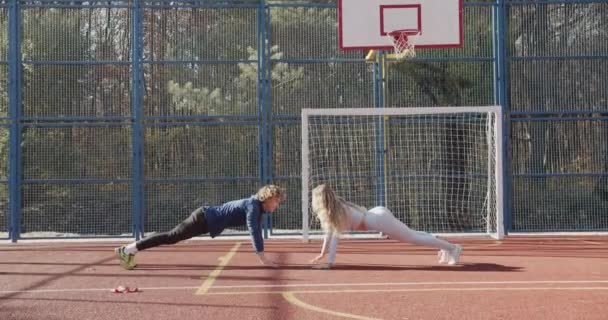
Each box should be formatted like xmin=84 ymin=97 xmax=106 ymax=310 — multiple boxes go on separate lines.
xmin=388 ymin=29 xmax=420 ymax=60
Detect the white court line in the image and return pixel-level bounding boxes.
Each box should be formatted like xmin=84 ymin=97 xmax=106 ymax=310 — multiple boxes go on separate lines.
xmin=209 ymin=286 xmax=608 ymax=295
xmin=208 ymin=279 xmax=608 ymax=289
xmin=580 ymin=240 xmax=605 ymax=245
xmin=2 ymin=279 xmax=608 ymax=294
xmin=0 ymin=286 xmax=201 ymax=294
xmin=283 ymin=291 xmax=382 ymax=320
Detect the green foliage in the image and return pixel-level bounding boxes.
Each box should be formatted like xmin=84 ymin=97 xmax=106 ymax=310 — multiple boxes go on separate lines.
xmin=391 ymin=62 xmax=476 ymax=106
xmin=22 ymin=11 xmax=92 ymax=116
xmin=270 ymin=6 xmax=335 ymax=27
xmin=513 ymin=177 xmax=608 ymax=231
xmin=161 ymin=44 xmax=304 ymax=116
xmin=236 ymin=45 xmax=305 ymax=90
xmin=0 ymin=15 xmax=6 ymax=60
xmin=167 ymin=80 xmax=228 ymax=115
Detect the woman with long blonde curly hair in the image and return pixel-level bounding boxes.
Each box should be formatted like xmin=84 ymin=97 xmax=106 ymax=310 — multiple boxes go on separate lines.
xmin=309 ymin=184 xmax=461 ymax=269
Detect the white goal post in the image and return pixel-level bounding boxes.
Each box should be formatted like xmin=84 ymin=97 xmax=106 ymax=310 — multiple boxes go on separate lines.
xmin=302 ymin=107 xmax=504 ymax=240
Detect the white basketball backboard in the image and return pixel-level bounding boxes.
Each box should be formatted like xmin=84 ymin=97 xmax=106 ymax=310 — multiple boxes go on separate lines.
xmin=338 ymin=0 xmax=463 ymax=50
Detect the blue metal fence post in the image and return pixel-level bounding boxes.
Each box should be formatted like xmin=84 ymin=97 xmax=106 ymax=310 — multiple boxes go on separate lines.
xmin=258 ymin=0 xmax=271 ymax=238
xmin=376 ymin=52 xmax=384 ymax=109
xmin=8 ymin=0 xmax=22 ymax=242
xmin=375 ymin=52 xmax=386 ymax=206
xmin=131 ymin=0 xmax=145 ymax=240
xmin=493 ymin=0 xmax=511 ymax=234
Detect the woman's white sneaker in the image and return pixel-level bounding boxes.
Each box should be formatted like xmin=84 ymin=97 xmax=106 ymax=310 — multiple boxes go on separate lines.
xmin=438 ymin=250 xmax=449 ymax=264
xmin=447 ymin=245 xmax=462 ymax=265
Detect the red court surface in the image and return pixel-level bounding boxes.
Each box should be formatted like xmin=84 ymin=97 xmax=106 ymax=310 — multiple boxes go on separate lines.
xmin=1 ymin=236 xmax=607 ymax=320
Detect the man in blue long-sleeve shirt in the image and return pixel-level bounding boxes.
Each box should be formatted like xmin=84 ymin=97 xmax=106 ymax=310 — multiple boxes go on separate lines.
xmin=115 ymin=185 xmax=286 ymax=270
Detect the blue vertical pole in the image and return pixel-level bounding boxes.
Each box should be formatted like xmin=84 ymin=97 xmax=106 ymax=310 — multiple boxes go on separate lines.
xmin=131 ymin=0 xmax=145 ymax=240
xmin=371 ymin=53 xmax=379 ymax=110
xmin=263 ymin=1 xmax=272 ymax=188
xmin=256 ymin=0 xmax=264 ymax=185
xmin=493 ymin=0 xmax=511 ymax=234
xmin=376 ymin=52 xmax=384 ymax=109
xmin=374 ymin=52 xmax=386 ymax=206
xmin=257 ymin=0 xmax=270 ymax=238
xmin=8 ymin=0 xmax=22 ymax=242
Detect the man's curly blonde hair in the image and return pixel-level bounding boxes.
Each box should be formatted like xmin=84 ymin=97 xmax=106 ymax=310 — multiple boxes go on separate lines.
xmin=256 ymin=184 xmax=286 ymax=202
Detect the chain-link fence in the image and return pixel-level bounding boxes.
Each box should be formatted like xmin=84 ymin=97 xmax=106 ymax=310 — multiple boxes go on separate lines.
xmin=0 ymin=0 xmax=606 ymax=241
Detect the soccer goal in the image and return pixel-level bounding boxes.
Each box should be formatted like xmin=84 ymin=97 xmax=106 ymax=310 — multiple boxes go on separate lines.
xmin=301 ymin=107 xmax=504 ymax=240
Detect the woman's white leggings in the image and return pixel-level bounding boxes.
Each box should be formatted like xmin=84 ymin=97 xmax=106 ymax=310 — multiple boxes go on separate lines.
xmin=364 ymin=206 xmax=455 ymax=251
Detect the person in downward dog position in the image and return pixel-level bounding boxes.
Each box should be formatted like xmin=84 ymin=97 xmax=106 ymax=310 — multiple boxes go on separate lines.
xmin=115 ymin=184 xmax=286 ymax=270
xmin=309 ymin=184 xmax=462 ymax=269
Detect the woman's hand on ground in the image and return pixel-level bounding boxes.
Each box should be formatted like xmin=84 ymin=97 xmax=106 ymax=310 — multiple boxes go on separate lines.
xmin=312 ymin=263 xmax=332 ymax=270
xmin=257 ymin=252 xmax=279 ymax=268
xmin=309 ymin=254 xmax=324 ymax=264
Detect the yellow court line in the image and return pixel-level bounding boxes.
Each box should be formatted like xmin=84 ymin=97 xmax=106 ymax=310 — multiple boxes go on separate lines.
xmin=282 ymin=291 xmax=382 ymax=320
xmin=196 ymin=242 xmax=242 ymax=295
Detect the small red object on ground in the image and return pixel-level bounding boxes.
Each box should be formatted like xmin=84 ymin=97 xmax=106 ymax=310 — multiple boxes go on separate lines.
xmin=111 ymin=286 xmax=140 ymax=293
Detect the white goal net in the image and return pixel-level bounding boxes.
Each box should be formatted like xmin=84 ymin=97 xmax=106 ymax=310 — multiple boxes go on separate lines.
xmin=302 ymin=107 xmax=504 ymax=240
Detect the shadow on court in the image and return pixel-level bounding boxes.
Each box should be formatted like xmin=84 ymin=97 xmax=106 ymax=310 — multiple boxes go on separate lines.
xmin=330 ymin=262 xmax=523 ymax=272
xmin=3 ymin=296 xmax=277 ymax=310
xmin=133 ymin=262 xmax=523 ymax=272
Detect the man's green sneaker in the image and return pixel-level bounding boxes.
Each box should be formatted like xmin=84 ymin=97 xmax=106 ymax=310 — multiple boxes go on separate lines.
xmin=115 ymin=246 xmax=137 ymax=270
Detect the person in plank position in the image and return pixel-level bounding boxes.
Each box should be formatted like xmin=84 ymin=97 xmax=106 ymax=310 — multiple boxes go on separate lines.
xmin=115 ymin=184 xmax=286 ymax=270
xmin=309 ymin=184 xmax=462 ymax=269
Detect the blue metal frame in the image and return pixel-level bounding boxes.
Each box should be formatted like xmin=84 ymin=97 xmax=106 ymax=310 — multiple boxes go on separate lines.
xmin=493 ymin=0 xmax=512 ymax=233
xmin=8 ymin=0 xmax=22 ymax=242
xmin=4 ymin=0 xmax=608 ymax=241
xmin=131 ymin=0 xmax=145 ymax=240
xmin=375 ymin=52 xmax=387 ymax=206
xmin=258 ymin=0 xmax=270 ymax=238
